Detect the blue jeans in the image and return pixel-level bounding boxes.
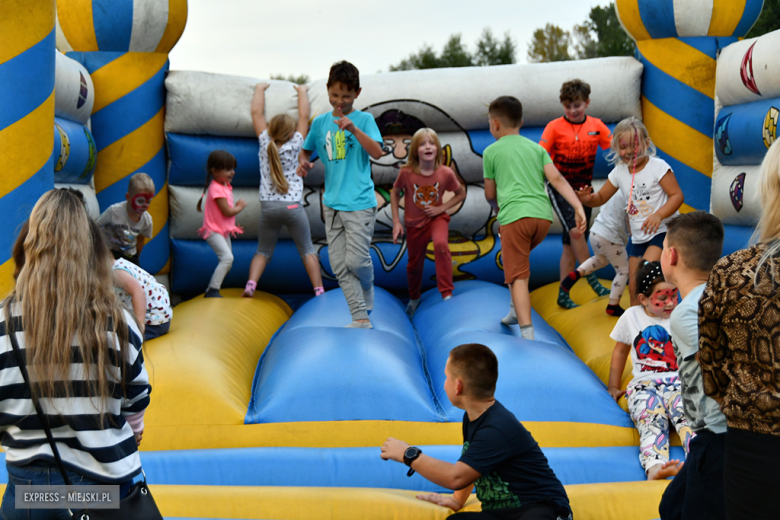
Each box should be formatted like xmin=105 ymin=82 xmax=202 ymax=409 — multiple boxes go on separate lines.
xmin=1 ymin=461 xmax=137 ymax=520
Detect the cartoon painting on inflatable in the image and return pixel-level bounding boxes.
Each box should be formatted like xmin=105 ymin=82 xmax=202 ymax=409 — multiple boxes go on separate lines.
xmin=0 ymin=0 xmax=777 ymax=518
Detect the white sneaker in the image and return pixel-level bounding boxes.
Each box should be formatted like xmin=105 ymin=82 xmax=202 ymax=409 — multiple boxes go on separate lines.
xmin=345 ymin=320 xmax=373 ymax=329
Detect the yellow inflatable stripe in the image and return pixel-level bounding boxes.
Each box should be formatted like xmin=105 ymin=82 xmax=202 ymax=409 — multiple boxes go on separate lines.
xmin=155 ymin=0 xmax=188 ymax=54
xmin=680 ymin=203 xmax=697 ymax=214
xmin=156 ymin=257 xmax=171 ymax=276
xmin=94 ymin=108 xmax=165 ymax=193
xmin=144 ymin=290 xmax=292 ymax=429
xmin=143 ymin=420 xmax=639 ymax=452
xmin=91 ymin=53 xmax=169 ymax=114
xmin=0 ymin=259 xmax=15 ymax=300
xmin=0 ymin=92 xmax=55 ymax=200
xmin=615 ymin=0 xmax=651 ymax=42
xmin=0 ymin=1 xmax=53 ymax=66
xmin=132 ymin=481 xmax=672 ymax=520
xmin=55 ymin=0 xmax=98 ymax=53
xmin=642 ymin=96 xmax=713 ymax=177
xmin=148 ymin=182 xmax=168 ymax=239
xmin=636 ymin=40 xmax=716 ymax=98
xmin=708 ymin=0 xmax=746 ymax=36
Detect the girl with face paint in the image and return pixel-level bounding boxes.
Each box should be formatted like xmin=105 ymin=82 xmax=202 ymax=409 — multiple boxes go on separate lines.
xmin=606 ymin=261 xmax=693 ymax=481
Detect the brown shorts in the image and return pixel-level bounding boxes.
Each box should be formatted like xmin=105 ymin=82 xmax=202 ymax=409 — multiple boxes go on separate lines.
xmin=500 ymin=217 xmax=552 ymax=284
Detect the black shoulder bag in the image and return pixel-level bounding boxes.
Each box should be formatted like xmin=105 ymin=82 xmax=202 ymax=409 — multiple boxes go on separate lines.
xmin=7 ymin=326 xmax=163 ymax=520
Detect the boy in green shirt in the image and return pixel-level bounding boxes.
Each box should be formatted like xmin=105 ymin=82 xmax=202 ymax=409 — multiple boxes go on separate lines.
xmin=483 ymin=96 xmax=586 ymax=339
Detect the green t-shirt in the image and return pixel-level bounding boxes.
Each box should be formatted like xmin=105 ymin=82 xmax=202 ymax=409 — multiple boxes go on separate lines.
xmin=483 ymin=135 xmax=554 ymax=226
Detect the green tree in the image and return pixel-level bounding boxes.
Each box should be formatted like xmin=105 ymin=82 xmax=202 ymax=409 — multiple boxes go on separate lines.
xmin=527 ymin=24 xmax=572 ymax=63
xmin=389 ymin=28 xmax=515 ymax=71
xmin=746 ymin=0 xmax=780 ymax=38
xmin=270 ymin=73 xmax=310 ymax=85
xmin=572 ymin=23 xmax=598 ymax=59
xmin=474 ymin=28 xmax=516 ymax=66
xmin=587 ymin=3 xmax=635 ymax=57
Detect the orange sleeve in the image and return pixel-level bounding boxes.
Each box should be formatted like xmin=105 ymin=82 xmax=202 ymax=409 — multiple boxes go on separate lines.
xmin=539 ymin=122 xmax=555 ymax=153
xmin=599 ymin=120 xmax=612 ymax=150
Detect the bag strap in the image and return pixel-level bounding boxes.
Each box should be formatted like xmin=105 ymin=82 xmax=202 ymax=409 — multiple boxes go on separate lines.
xmin=7 ymin=323 xmax=74 ymax=487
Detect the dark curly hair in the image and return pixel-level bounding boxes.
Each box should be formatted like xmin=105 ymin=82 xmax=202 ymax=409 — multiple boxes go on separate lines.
xmin=559 ymin=79 xmax=591 ymax=104
xmin=327 ymin=61 xmax=360 ymax=92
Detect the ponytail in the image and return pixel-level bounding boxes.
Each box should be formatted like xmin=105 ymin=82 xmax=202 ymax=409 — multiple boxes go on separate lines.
xmin=267 ymin=141 xmax=289 ymax=195
xmin=196 ymin=171 xmax=212 ymax=212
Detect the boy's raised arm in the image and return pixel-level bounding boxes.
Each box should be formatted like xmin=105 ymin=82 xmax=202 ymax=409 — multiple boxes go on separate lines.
xmin=334 ymin=108 xmax=383 ymax=159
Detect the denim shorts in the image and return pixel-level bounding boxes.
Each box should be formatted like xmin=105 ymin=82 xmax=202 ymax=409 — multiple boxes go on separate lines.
xmin=1 ymin=461 xmax=139 ymax=520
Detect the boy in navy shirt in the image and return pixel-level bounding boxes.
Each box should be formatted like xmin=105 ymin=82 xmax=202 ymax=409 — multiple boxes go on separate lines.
xmin=381 ymin=343 xmax=571 ymax=519
xmin=298 ymin=61 xmax=383 ymax=328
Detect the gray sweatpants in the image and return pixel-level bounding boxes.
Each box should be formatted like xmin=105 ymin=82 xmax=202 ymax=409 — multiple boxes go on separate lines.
xmin=323 ymin=205 xmax=376 ymax=321
xmin=205 ymin=232 xmax=233 ymax=290
xmin=255 ymin=201 xmax=316 ymax=260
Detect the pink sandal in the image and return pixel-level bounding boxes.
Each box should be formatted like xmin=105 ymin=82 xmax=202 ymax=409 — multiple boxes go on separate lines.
xmin=242 ymin=280 xmax=257 ymax=298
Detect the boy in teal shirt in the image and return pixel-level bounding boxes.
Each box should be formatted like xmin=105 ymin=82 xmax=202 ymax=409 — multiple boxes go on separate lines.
xmin=298 ymin=61 xmax=383 ymax=328
xmin=483 ymin=96 xmax=586 ymax=339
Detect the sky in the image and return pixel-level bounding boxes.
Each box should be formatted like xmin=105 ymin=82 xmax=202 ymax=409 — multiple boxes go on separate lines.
xmin=168 ymin=0 xmax=607 ymax=82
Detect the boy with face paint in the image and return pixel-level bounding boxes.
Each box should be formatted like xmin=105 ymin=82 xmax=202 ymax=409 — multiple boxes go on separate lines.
xmin=97 ymin=172 xmax=155 ymax=266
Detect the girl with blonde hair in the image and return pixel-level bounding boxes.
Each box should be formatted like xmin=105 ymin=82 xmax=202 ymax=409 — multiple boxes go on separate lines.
xmin=243 ymin=82 xmax=323 ymax=298
xmin=698 ymin=138 xmax=780 ymax=519
xmin=0 ymin=189 xmax=152 ymax=518
xmin=391 ymin=128 xmax=466 ymax=316
xmin=577 ymin=117 xmax=684 ymax=305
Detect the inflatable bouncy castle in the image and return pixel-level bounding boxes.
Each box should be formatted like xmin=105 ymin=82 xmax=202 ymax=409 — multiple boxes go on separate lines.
xmin=0 ymin=0 xmax=777 ymax=518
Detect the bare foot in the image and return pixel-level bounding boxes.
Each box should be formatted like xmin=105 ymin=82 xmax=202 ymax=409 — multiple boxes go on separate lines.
xmin=646 ymin=459 xmax=683 ymax=480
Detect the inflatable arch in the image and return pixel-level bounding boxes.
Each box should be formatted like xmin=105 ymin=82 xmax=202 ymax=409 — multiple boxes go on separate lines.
xmin=1 ymin=1 xmax=778 ymax=519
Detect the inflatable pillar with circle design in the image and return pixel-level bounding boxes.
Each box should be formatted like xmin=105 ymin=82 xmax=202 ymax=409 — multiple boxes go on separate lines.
xmin=0 ymin=0 xmax=56 ymax=297
xmin=615 ymin=0 xmax=764 ymax=213
xmin=55 ymin=0 xmax=187 ymax=277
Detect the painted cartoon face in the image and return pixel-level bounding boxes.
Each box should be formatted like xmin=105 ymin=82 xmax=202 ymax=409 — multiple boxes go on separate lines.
xmin=417 ymin=136 xmax=439 ymax=163
xmin=642 ymin=281 xmax=679 ymax=318
xmin=563 ymin=99 xmax=589 ymax=124
xmin=327 ymin=82 xmax=360 ymax=116
xmin=212 ymin=168 xmax=235 ymax=185
xmin=129 ymin=192 xmax=153 ymax=213
xmin=382 ymin=134 xmax=413 ymax=162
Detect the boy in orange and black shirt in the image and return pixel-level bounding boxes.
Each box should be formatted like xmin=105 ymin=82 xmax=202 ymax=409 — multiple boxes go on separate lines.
xmin=540 ymin=79 xmax=612 ymax=309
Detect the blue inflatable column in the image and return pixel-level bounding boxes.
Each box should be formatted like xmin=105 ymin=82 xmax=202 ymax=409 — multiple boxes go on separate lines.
xmin=0 ymin=0 xmax=56 ymax=296
xmin=56 ymin=0 xmax=187 ymax=276
xmin=615 ymin=0 xmax=763 ymax=212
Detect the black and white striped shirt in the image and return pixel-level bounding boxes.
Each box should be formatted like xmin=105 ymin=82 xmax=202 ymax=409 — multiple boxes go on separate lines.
xmin=0 ymin=304 xmax=150 ymax=483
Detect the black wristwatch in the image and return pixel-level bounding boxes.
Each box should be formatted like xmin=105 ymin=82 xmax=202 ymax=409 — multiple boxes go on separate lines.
xmin=404 ymin=446 xmax=423 ymax=477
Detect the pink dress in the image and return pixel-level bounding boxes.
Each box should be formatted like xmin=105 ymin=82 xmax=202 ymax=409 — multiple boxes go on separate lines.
xmin=198 ymin=180 xmax=244 ymax=238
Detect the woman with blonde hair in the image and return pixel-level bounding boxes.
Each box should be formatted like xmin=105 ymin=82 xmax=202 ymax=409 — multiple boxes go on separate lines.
xmin=698 ymin=138 xmax=780 ymax=519
xmin=0 ymin=189 xmax=153 ymax=518
xmin=243 ymin=82 xmax=323 ymax=298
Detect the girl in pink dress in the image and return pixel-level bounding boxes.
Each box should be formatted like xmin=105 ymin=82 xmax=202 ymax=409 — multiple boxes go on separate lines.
xmin=197 ymin=150 xmax=247 ymax=297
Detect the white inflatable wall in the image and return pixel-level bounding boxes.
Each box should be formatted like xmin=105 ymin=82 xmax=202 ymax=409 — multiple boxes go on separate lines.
xmin=54 ymin=51 xmax=94 ymax=126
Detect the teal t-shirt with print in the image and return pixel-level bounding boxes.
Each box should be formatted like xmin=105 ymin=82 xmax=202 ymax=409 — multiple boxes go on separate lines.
xmin=459 ymin=401 xmax=570 ymax=514
xmin=303 ymin=109 xmax=382 ymax=211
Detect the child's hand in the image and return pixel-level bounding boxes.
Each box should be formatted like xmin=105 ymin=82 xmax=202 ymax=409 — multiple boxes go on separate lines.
xmin=393 ymin=221 xmax=405 ymax=244
xmin=642 ymin=213 xmax=662 ymax=235
xmin=236 ymin=199 xmax=248 ymax=211
xmin=297 ymin=160 xmax=313 ymax=177
xmin=334 ymin=107 xmax=356 ymax=133
xmin=607 ymin=386 xmax=626 ymax=402
xmin=423 ymin=205 xmax=445 ymax=218
xmin=380 ymin=437 xmax=410 ymax=463
xmin=135 ymin=432 xmax=143 ymax=446
xmin=576 ymin=186 xmax=594 ymax=203
xmin=256 ymin=82 xmax=270 ymax=92
xmin=416 ymin=493 xmax=462 ymax=511
xmin=573 ymin=207 xmax=587 ymax=237
xmin=294 ymin=84 xmax=307 ymax=94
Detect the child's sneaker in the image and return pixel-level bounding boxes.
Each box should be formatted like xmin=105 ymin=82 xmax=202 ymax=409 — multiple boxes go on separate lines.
xmin=345 ymin=320 xmax=373 ymax=329
xmin=557 ymin=287 xmax=578 ymax=309
xmin=406 ymin=299 xmax=421 ymax=317
xmin=586 ymin=273 xmax=610 ymax=297
xmin=205 ymin=288 xmax=222 ymax=298
xmin=606 ymin=303 xmax=625 ymax=317
xmin=242 ymin=280 xmax=256 ymax=298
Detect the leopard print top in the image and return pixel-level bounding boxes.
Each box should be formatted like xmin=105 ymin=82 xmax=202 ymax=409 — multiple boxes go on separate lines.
xmin=699 ymin=243 xmax=780 ymax=436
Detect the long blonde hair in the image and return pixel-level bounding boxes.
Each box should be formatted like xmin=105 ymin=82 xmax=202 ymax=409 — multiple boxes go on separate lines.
xmin=606 ymin=117 xmax=657 ymax=166
xmin=3 ymin=189 xmax=129 ymax=420
xmin=754 ymin=139 xmax=780 ymax=280
xmin=267 ymin=114 xmax=296 ymax=195
xmin=402 ymin=128 xmax=443 ymax=174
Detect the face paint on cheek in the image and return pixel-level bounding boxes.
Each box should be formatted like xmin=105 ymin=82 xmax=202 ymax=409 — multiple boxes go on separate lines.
xmin=131 ymin=193 xmax=153 ymax=212
xmin=650 ymin=289 xmax=678 ymax=308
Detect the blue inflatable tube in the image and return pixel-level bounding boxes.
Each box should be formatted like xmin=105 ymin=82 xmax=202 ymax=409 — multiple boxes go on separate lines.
xmin=53 ymin=116 xmax=96 ymax=184
xmin=167 ymin=133 xmax=260 ymax=187
xmin=170 ymin=235 xmax=617 ymax=299
xmin=715 ymin=97 xmax=780 ymax=166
